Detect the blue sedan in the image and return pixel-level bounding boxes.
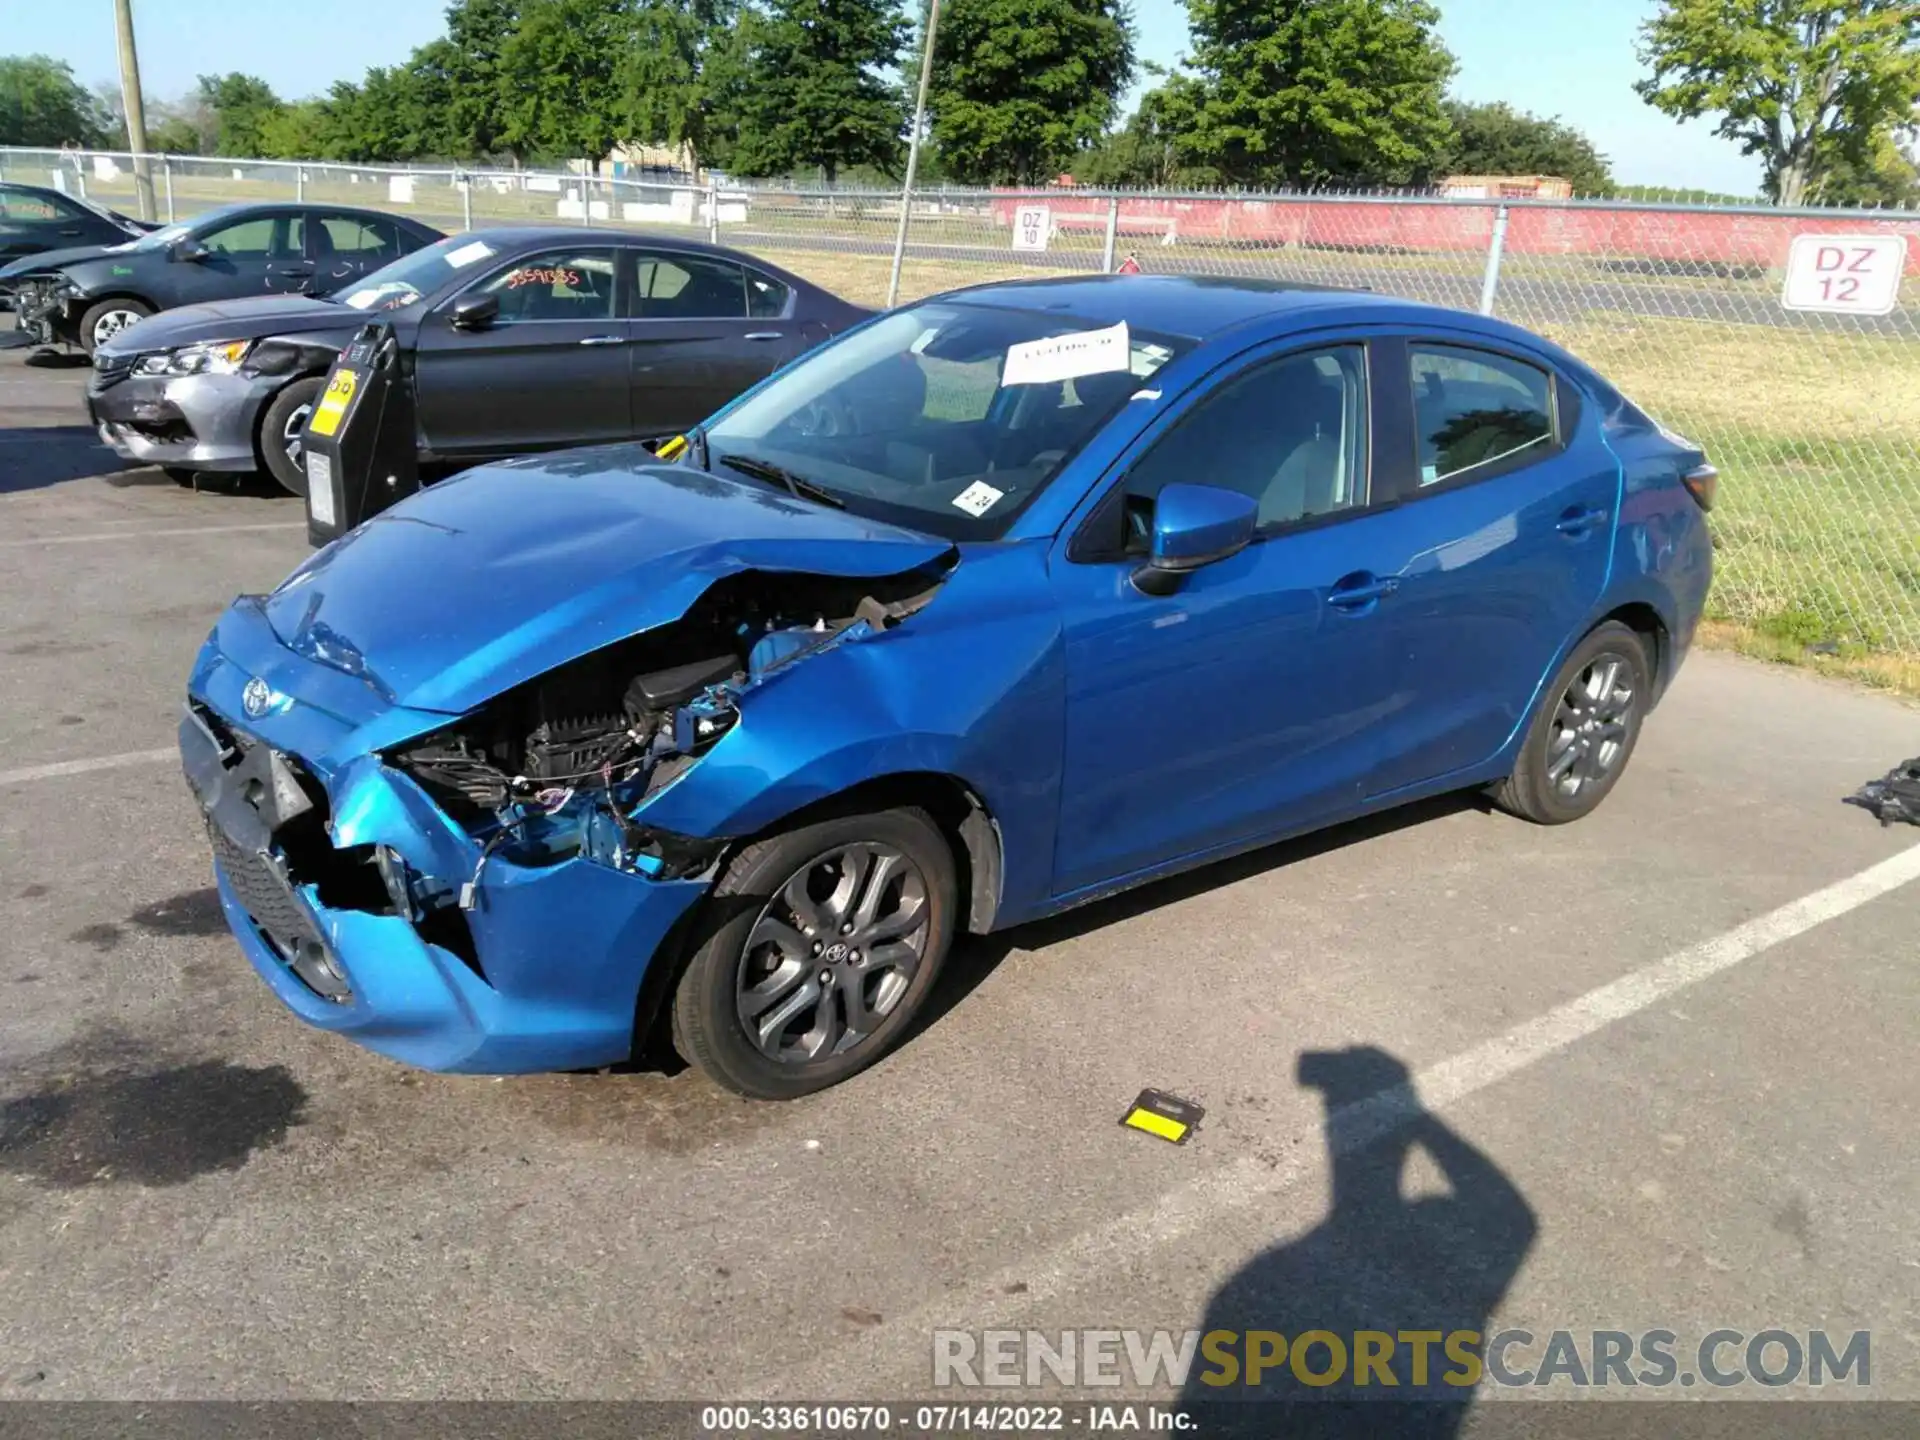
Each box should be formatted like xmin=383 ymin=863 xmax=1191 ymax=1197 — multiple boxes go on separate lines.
xmin=180 ymin=275 xmax=1714 ymax=1098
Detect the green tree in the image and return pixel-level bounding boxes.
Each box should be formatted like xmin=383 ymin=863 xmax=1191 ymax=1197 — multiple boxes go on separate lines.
xmin=0 ymin=55 xmax=104 ymax=146
xmin=195 ymin=73 xmax=286 ymax=156
xmin=615 ymin=0 xmax=738 ymax=171
xmin=443 ymin=0 xmax=522 ymax=160
xmin=726 ymin=0 xmax=910 ymax=182
xmin=146 ymin=111 xmax=205 ymax=154
xmin=1439 ymin=100 xmax=1615 ymax=195
xmin=1636 ymin=1 xmax=1920 ymax=206
xmin=926 ymin=0 xmax=1134 ymax=184
xmin=256 ymin=100 xmax=336 ymax=160
xmin=498 ymin=0 xmax=633 ymax=166
xmin=1139 ymin=0 xmax=1455 ymax=188
xmin=1816 ymin=128 xmax=1920 ymax=202
xmin=1076 ymin=75 xmax=1208 ymax=186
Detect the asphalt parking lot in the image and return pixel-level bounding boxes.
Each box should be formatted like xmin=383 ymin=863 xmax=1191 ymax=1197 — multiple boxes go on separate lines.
xmin=1 ymin=349 xmax=1918 ymax=1417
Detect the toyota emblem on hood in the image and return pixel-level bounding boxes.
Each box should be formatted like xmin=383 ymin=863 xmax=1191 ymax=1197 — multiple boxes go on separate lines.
xmin=241 ymin=677 xmax=273 ymax=719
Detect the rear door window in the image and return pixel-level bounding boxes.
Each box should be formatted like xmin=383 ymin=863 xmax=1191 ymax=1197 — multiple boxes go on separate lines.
xmin=1409 ymin=344 xmax=1556 ymax=486
xmin=320 ymin=214 xmax=402 ymax=260
xmin=746 ymin=268 xmax=791 ymax=318
xmin=633 ymin=252 xmax=748 ymax=319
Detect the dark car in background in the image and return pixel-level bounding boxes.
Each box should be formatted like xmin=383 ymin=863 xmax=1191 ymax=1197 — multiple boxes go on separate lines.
xmin=87 ymin=227 xmax=870 ymax=494
xmin=0 ymin=181 xmax=154 ymax=279
xmin=1 ymin=201 xmax=442 ymax=353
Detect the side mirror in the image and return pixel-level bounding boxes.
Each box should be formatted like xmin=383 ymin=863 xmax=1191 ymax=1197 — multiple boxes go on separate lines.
xmin=1131 ymin=482 xmax=1258 ymax=596
xmin=449 ymin=291 xmax=499 ymax=330
xmin=171 ymin=238 xmax=212 ymax=262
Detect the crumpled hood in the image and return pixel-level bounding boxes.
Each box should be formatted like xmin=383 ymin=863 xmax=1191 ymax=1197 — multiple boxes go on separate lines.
xmin=260 ymin=450 xmax=954 ymax=716
xmin=98 ymin=295 xmax=354 ymax=355
xmin=0 ymin=241 xmax=131 ymax=283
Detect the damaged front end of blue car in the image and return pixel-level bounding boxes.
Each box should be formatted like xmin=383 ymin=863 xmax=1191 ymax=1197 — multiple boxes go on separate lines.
xmin=179 ymin=477 xmax=958 ymax=1074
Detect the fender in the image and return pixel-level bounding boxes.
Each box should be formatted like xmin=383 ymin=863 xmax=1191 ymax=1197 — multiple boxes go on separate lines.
xmin=632 ymin=542 xmax=1071 ymax=927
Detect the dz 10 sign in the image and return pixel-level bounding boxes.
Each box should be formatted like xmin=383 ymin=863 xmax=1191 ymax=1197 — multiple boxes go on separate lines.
xmin=1780 ymin=234 xmax=1908 ymax=315
xmin=1011 ymin=204 xmax=1052 ymax=253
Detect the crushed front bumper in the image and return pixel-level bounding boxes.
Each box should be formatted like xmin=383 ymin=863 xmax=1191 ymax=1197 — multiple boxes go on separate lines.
xmin=8 ymin=277 xmax=73 ymax=347
xmin=87 ymin=363 xmax=266 ymax=472
xmin=181 ymin=626 xmax=712 ymax=1073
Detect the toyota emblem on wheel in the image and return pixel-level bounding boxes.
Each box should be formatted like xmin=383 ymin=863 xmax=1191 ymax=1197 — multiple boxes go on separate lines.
xmin=241 ymin=677 xmax=273 ymax=718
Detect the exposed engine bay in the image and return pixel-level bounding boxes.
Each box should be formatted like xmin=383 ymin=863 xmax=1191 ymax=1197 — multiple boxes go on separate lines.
xmin=386 ymin=562 xmax=951 ymax=884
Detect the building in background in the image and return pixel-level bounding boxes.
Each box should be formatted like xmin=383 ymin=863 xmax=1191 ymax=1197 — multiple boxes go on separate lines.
xmin=1442 ymin=174 xmax=1575 ymax=199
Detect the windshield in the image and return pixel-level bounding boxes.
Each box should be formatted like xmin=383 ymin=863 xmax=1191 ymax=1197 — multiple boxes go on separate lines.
xmin=127 ymin=218 xmax=197 ymax=250
xmin=72 ymin=194 xmax=134 ymax=227
xmin=336 ymin=234 xmax=500 ymax=311
xmin=698 ymin=301 xmax=1188 ymax=540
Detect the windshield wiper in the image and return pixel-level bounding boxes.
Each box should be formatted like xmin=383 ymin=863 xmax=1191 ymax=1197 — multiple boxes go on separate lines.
xmin=718 ymin=452 xmax=845 ymax=509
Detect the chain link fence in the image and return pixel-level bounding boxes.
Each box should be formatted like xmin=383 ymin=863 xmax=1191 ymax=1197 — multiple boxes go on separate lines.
xmin=6 ymin=145 xmax=1918 ymax=662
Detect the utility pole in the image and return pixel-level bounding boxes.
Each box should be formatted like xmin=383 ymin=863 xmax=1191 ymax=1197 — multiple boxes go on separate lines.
xmin=886 ymin=0 xmax=942 ymax=309
xmin=113 ymin=0 xmax=157 ymax=222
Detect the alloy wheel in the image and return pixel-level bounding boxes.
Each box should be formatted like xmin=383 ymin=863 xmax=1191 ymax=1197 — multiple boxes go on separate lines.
xmin=91 ymin=308 xmax=140 ymax=347
xmin=281 ymin=403 xmax=313 ymax=467
xmin=735 ymin=842 xmax=931 ymax=1064
xmin=1545 ymin=652 xmax=1635 ymax=798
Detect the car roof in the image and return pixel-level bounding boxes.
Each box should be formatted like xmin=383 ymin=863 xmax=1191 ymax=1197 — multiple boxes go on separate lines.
xmin=937 ymin=273 xmax=1429 ymax=340
xmin=177 ymin=200 xmax=435 ymax=225
xmin=445 ymin=226 xmax=827 ymax=286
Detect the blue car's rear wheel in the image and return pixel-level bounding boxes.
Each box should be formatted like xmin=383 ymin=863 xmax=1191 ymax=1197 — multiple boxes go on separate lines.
xmin=672 ymin=806 xmax=956 ymax=1099
xmin=1494 ymin=620 xmax=1651 ymax=825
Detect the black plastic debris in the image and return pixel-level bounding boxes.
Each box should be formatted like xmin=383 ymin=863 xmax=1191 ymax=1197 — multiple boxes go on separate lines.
xmin=1846 ymin=756 xmax=1920 ymax=826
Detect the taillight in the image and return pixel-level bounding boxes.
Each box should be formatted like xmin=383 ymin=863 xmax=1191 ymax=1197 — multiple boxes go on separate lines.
xmin=1682 ymin=462 xmax=1717 ymax=511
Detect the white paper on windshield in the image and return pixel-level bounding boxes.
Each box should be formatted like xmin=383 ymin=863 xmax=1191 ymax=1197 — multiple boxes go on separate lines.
xmin=1001 ymin=320 xmax=1130 ymax=388
xmin=444 ymin=240 xmax=495 ymax=269
xmin=950 ymin=480 xmax=1005 ymax=517
xmin=344 ymin=282 xmax=413 ymax=311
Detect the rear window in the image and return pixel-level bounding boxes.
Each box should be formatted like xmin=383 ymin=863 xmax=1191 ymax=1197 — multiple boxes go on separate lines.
xmin=1410 ymin=344 xmax=1555 ymax=485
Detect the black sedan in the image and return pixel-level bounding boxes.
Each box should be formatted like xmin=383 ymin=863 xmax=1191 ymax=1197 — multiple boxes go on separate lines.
xmin=1 ymin=181 xmax=153 ymax=273
xmin=1 ymin=200 xmax=443 ymax=353
xmin=87 ymin=227 xmax=871 ymax=494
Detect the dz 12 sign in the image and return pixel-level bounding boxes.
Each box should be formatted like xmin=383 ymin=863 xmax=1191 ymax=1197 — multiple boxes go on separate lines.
xmin=1780 ymin=234 xmax=1908 ymax=315
xmin=1011 ymin=204 xmax=1051 ymax=253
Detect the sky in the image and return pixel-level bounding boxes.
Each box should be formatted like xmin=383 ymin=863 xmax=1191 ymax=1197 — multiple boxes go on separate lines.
xmin=4 ymin=0 xmax=1764 ymax=195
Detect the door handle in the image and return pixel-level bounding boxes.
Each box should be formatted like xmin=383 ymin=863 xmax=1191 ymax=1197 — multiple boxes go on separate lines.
xmin=744 ymin=331 xmax=784 ymax=341
xmin=1556 ymin=505 xmax=1608 ymax=537
xmin=1328 ymin=574 xmax=1400 ymax=609
xmin=578 ymin=334 xmax=627 ymax=346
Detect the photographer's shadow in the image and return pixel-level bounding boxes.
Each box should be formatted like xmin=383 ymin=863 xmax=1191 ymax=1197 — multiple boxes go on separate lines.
xmin=1183 ymin=1046 xmax=1536 ymax=1438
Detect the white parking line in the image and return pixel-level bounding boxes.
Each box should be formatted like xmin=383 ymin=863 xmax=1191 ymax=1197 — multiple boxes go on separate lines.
xmin=0 ymin=748 xmax=176 ymax=785
xmin=0 ymin=522 xmax=303 ymax=549
xmin=773 ymin=838 xmax=1920 ymax=1395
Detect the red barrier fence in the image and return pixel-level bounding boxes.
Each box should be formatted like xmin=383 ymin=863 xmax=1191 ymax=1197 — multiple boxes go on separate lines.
xmin=991 ymin=195 xmax=1920 ymax=276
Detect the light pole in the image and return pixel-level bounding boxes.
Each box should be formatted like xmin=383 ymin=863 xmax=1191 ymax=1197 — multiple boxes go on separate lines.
xmin=886 ymin=0 xmax=941 ymax=309
xmin=113 ymin=0 xmax=156 ymax=222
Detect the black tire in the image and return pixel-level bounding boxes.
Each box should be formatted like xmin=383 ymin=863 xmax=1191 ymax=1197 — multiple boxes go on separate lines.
xmin=78 ymin=298 xmax=151 ymax=354
xmin=671 ymin=806 xmax=956 ymax=1099
xmin=1494 ymin=621 xmax=1652 ymax=825
xmin=257 ymin=376 xmax=324 ymax=497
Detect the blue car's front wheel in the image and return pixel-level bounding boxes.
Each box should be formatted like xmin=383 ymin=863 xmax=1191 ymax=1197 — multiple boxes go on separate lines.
xmin=672 ymin=806 xmax=957 ymax=1099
